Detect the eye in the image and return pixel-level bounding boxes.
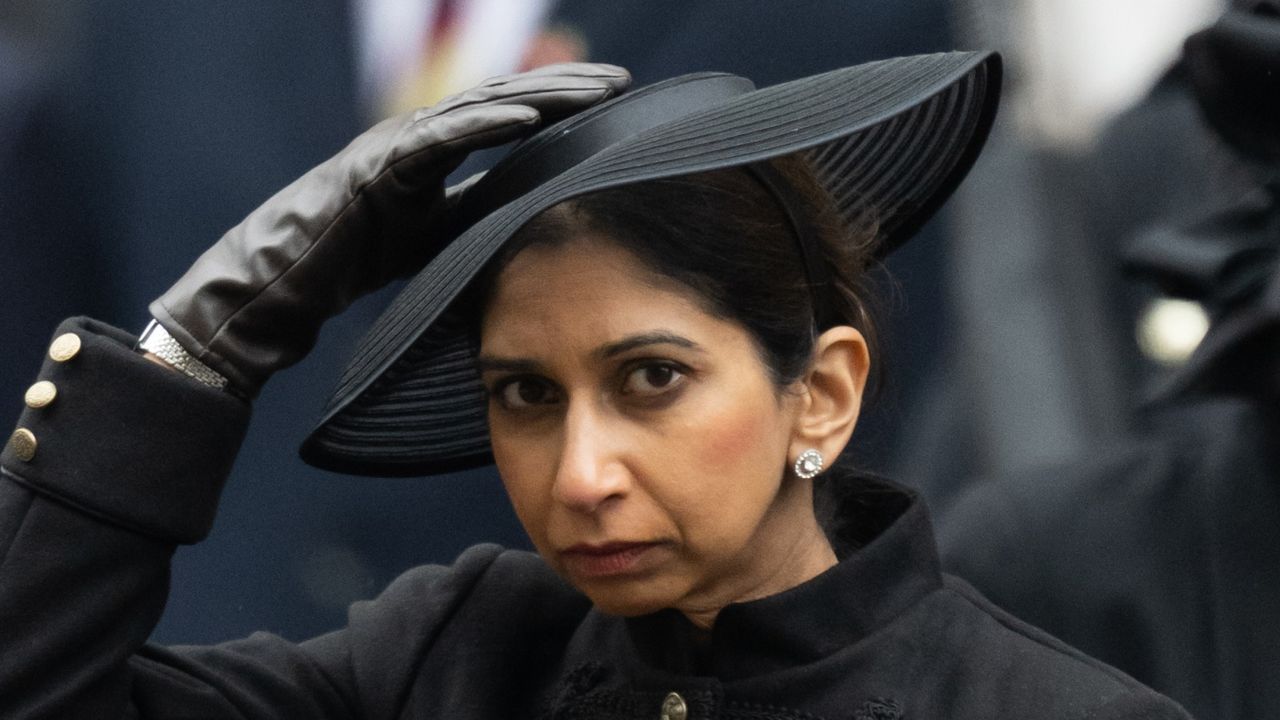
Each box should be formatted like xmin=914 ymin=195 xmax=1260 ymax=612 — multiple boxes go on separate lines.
xmin=620 ymin=362 xmax=687 ymax=397
xmin=493 ymin=377 xmax=562 ymax=410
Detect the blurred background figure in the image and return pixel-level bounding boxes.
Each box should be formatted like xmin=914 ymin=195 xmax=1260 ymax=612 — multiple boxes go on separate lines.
xmin=355 ymin=0 xmax=557 ymax=116
xmin=903 ymin=0 xmax=1231 ymax=503
xmin=938 ymin=2 xmax=1280 ymax=719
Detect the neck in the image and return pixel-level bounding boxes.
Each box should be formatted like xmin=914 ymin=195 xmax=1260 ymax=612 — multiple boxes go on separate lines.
xmin=682 ymin=507 xmax=838 ymax=630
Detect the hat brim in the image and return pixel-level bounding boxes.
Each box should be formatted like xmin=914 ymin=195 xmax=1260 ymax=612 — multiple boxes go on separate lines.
xmin=301 ymin=51 xmax=1003 ymax=477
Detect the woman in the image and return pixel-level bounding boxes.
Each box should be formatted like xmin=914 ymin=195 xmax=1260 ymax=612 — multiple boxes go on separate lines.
xmin=0 ymin=58 xmax=1189 ymax=718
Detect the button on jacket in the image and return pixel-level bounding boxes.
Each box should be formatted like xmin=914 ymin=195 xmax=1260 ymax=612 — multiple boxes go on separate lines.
xmin=0 ymin=318 xmax=1192 ymax=719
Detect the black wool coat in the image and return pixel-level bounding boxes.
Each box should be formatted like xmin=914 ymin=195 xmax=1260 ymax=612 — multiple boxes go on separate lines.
xmin=0 ymin=318 xmax=1192 ymax=719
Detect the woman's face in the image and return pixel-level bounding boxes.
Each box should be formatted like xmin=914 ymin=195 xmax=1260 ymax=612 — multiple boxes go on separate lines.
xmin=479 ymin=233 xmax=833 ymax=624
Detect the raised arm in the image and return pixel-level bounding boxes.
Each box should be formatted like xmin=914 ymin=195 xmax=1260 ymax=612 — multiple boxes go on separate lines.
xmin=0 ymin=64 xmax=627 ymax=719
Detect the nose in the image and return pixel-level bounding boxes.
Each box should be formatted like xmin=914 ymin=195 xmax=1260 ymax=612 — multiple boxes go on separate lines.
xmin=551 ymin=399 xmax=629 ymax=514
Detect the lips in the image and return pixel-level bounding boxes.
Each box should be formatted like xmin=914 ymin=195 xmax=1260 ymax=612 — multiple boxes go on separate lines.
xmin=559 ymin=541 xmax=665 ymax=579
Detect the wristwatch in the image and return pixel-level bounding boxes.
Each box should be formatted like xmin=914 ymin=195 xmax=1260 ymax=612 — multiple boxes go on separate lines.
xmin=137 ymin=319 xmax=229 ymax=390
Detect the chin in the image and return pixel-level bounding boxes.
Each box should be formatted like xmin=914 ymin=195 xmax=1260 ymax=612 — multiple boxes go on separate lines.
xmin=585 ymin=591 xmax=671 ymax=617
xmin=572 ymin=577 xmax=681 ymax=617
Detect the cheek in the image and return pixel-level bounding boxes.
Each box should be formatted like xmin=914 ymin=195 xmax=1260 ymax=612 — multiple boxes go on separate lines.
xmin=491 ymin=434 xmax=554 ymax=543
xmin=693 ymin=385 xmax=790 ymax=474
xmin=660 ymin=390 xmax=790 ymax=518
xmin=702 ymin=404 xmax=774 ymax=461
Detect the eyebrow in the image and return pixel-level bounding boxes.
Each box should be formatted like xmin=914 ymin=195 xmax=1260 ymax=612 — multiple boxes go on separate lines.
xmin=474 ymin=356 xmax=544 ymax=375
xmin=594 ymin=331 xmax=703 ymax=360
xmin=476 ymin=331 xmax=703 ymax=374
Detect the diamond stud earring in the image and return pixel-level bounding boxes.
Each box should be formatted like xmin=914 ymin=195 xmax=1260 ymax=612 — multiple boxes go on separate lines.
xmin=793 ymin=448 xmax=824 ymax=479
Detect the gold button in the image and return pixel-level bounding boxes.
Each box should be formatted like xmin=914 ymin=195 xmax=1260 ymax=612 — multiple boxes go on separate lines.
xmin=660 ymin=692 xmax=687 ymax=720
xmin=8 ymin=428 xmax=37 ymax=462
xmin=24 ymin=381 xmax=57 ymax=408
xmin=49 ymin=333 xmax=82 ymax=362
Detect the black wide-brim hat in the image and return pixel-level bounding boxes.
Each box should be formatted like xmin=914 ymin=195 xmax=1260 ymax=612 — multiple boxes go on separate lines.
xmin=301 ymin=51 xmax=1003 ymax=477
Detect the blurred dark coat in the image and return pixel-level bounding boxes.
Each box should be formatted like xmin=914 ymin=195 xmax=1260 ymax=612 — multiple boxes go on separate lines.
xmin=939 ymin=399 xmax=1280 ymax=720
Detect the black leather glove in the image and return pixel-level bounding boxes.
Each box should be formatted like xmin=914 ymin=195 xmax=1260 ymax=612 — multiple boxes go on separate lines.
xmin=149 ymin=62 xmax=630 ymax=397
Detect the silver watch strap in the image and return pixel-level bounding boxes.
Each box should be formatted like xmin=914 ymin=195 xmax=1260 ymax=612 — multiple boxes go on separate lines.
xmin=137 ymin=319 xmax=229 ymax=390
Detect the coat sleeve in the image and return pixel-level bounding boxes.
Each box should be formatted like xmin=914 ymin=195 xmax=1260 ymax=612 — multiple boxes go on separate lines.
xmin=0 ymin=318 xmax=511 ymax=719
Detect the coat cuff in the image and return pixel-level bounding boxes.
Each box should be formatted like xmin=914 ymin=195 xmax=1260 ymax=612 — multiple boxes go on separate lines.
xmin=1 ymin=317 xmax=250 ymax=544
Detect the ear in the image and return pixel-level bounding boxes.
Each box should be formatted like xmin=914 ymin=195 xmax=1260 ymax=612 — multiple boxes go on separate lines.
xmin=789 ymin=325 xmax=870 ymax=466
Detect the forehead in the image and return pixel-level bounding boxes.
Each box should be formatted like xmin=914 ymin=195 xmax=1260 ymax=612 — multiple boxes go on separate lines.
xmin=479 ymin=234 xmax=726 ymax=354
xmin=497 ymin=232 xmax=659 ymax=293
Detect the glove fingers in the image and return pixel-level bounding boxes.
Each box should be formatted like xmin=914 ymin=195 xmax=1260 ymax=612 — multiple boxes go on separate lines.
xmin=390 ymin=103 xmax=541 ymax=181
xmin=479 ymin=61 xmax=630 ymax=86
xmin=426 ymin=65 xmax=629 ymax=119
xmin=375 ymin=64 xmax=628 ymax=188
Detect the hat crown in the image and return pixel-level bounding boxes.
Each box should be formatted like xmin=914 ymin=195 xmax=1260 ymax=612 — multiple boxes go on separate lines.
xmin=451 ymin=72 xmax=756 ymax=233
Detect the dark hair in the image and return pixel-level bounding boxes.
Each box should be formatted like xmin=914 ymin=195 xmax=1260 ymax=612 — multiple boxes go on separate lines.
xmin=476 ymin=154 xmax=883 ymax=545
xmin=482 ymin=153 xmax=882 ymax=392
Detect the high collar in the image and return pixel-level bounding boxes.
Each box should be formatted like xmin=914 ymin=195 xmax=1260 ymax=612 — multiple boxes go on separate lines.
xmin=620 ymin=474 xmax=942 ymax=680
